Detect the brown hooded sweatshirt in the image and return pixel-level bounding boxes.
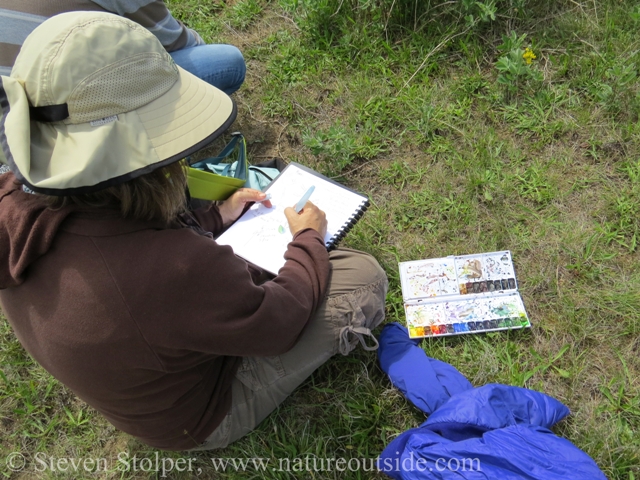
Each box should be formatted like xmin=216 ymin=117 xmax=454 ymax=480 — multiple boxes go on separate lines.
xmin=0 ymin=173 xmax=330 ymax=450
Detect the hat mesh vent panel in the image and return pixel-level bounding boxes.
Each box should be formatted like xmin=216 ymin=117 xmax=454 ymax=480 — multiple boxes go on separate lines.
xmin=70 ymin=54 xmax=178 ymax=124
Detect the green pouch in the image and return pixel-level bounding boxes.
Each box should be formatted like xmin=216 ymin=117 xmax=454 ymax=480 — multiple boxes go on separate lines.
xmin=187 ymin=132 xmax=248 ymax=201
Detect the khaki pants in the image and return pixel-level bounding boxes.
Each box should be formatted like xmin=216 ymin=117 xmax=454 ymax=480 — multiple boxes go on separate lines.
xmin=195 ymin=248 xmax=388 ymax=450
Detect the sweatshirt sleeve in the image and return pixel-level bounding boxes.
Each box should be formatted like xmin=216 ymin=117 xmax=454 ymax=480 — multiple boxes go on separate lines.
xmin=190 ymin=202 xmax=225 ymax=237
xmin=119 ymin=226 xmax=331 ymax=358
xmin=91 ymin=0 xmax=205 ymax=50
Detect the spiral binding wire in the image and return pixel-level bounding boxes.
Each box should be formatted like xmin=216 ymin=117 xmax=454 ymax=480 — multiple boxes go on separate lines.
xmin=326 ymin=198 xmax=370 ymax=251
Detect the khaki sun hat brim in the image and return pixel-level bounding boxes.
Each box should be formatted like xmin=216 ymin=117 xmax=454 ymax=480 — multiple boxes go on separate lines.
xmin=0 ymin=66 xmax=236 ymax=195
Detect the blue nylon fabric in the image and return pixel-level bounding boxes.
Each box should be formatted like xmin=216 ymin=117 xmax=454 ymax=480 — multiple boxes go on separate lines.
xmin=378 ymin=322 xmax=472 ymax=413
xmin=424 ymin=383 xmax=570 ymax=441
xmin=377 ymin=322 xmax=607 ymax=479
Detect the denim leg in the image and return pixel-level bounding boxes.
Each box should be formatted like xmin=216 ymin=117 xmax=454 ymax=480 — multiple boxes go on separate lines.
xmin=169 ymin=44 xmax=246 ymax=95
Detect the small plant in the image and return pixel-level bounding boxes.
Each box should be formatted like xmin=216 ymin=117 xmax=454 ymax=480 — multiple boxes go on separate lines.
xmin=495 ymin=32 xmax=543 ymax=101
xmin=266 ymin=42 xmax=308 ymax=86
xmin=461 ymin=0 xmax=497 ymax=27
xmin=597 ymin=159 xmax=640 ymax=252
xmin=64 ymin=406 xmax=91 ymax=429
xmin=468 ymin=168 xmax=500 ymax=203
xmin=228 ymin=0 xmax=263 ymax=29
xmin=303 ymin=124 xmax=359 ymax=173
xmin=593 ymin=61 xmax=639 ymax=118
xmin=379 ymin=161 xmax=428 ymax=190
xmin=514 ymin=164 xmax=555 ymax=205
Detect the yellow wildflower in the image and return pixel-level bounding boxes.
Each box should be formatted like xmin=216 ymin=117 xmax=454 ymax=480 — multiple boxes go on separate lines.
xmin=523 ymin=47 xmax=537 ymax=65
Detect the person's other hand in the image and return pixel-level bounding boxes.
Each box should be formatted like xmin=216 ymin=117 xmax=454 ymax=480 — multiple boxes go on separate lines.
xmin=284 ymin=201 xmax=327 ymax=238
xmin=219 ymin=188 xmax=272 ymax=227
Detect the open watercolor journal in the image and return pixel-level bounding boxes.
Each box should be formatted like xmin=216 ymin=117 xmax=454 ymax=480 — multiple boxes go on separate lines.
xmin=399 ymin=251 xmax=531 ymax=339
xmin=216 ymin=162 xmax=369 ymax=275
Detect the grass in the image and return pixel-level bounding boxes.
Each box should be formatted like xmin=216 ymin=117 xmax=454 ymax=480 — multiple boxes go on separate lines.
xmin=2 ymin=0 xmax=640 ymax=478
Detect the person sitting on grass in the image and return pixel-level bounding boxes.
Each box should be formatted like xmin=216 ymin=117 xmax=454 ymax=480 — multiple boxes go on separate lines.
xmin=0 ymin=0 xmax=245 ymax=95
xmin=0 ymin=12 xmax=387 ymax=451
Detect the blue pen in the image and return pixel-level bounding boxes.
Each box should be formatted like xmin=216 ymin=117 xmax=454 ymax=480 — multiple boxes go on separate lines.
xmin=294 ymin=186 xmax=315 ymax=213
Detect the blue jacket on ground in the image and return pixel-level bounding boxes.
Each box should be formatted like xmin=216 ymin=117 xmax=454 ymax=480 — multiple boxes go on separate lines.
xmin=377 ymin=322 xmax=606 ymax=479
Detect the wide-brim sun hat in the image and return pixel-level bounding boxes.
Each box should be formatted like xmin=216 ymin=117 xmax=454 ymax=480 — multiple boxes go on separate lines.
xmin=0 ymin=11 xmax=236 ymax=195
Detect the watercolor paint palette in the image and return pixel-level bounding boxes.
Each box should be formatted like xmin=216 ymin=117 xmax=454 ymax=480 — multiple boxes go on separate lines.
xmin=399 ymin=251 xmax=530 ymax=338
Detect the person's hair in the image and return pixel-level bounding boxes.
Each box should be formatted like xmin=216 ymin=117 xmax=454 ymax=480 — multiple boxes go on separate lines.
xmin=45 ymin=161 xmax=188 ymax=223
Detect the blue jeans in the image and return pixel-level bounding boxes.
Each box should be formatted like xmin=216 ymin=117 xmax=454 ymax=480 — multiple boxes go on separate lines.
xmin=170 ymin=44 xmax=246 ymax=95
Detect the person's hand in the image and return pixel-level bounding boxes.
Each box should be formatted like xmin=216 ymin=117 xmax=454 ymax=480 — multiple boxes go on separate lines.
xmin=284 ymin=201 xmax=327 ymax=238
xmin=218 ymin=188 xmax=272 ymax=227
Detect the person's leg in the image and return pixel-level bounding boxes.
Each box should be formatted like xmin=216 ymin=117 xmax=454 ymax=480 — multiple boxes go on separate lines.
xmin=169 ymin=44 xmax=246 ymax=94
xmin=194 ymin=248 xmax=388 ymax=450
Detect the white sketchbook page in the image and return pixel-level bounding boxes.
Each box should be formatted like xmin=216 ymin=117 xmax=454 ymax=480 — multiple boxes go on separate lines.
xmin=216 ymin=164 xmax=367 ymax=275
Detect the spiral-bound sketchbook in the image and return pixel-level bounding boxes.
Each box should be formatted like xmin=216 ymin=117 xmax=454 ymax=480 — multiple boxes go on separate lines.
xmin=215 ymin=162 xmax=369 ymax=275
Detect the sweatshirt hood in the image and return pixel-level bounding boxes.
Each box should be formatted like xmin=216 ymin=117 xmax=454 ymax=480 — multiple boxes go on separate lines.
xmin=0 ymin=172 xmax=74 ymax=289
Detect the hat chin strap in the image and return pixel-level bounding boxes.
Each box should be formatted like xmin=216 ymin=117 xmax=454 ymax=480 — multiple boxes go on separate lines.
xmin=29 ymin=103 xmax=69 ymax=122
